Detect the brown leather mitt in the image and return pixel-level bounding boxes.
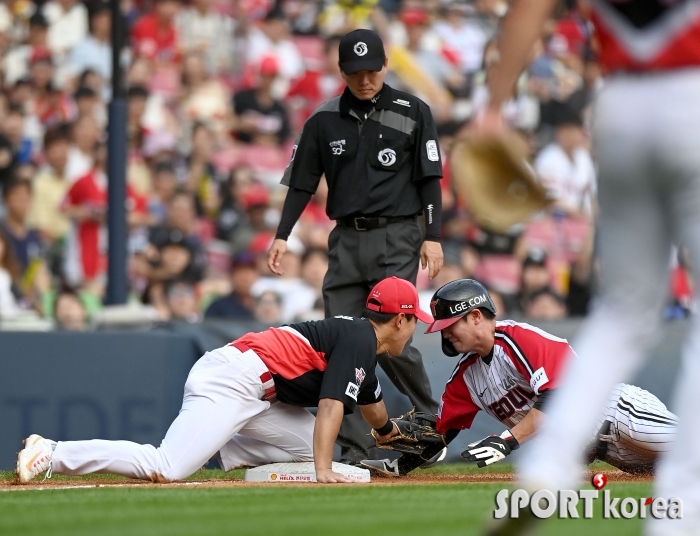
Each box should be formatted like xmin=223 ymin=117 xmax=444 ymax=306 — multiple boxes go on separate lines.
xmin=371 ymin=408 xmax=446 ymax=456
xmin=450 ymin=134 xmax=548 ymax=233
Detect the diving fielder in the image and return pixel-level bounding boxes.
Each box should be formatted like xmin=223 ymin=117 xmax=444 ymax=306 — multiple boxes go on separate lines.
xmin=361 ymin=280 xmax=677 ymax=477
xmin=478 ymin=1 xmax=700 ymax=534
xmin=16 ymin=277 xmax=432 ymax=485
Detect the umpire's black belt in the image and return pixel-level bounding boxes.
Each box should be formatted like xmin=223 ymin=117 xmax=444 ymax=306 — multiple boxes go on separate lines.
xmin=337 ymin=215 xmax=416 ymax=231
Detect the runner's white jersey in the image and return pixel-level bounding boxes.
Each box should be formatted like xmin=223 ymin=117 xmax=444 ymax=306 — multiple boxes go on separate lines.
xmin=436 ymin=320 xmax=573 ymax=433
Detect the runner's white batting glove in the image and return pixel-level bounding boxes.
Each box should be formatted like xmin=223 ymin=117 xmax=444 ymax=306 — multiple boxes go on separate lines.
xmin=461 ymin=430 xmax=520 ymax=468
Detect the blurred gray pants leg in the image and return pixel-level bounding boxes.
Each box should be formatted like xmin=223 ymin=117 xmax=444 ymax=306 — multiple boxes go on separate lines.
xmin=323 ymin=222 xmax=438 ymax=462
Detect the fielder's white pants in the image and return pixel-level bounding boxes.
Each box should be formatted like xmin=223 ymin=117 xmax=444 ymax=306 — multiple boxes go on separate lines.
xmin=51 ymin=346 xmax=315 ymax=482
xmin=517 ymin=69 xmax=700 ymax=536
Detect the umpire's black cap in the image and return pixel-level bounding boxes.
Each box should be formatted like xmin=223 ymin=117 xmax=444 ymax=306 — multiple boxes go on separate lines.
xmin=338 ymin=29 xmax=386 ymax=74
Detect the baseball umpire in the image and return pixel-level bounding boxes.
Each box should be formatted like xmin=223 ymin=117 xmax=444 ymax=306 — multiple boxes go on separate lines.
xmin=16 ymin=277 xmax=433 ymax=485
xmin=268 ymin=29 xmax=444 ymax=462
xmin=362 ymin=279 xmax=677 ymax=478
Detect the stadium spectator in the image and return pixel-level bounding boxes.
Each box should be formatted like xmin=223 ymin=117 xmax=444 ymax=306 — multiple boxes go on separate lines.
xmin=244 ymin=6 xmax=304 ymax=84
xmin=3 ymin=11 xmax=49 ymax=87
xmin=53 ymin=286 xmax=88 ymax=330
xmin=175 ymin=0 xmax=234 ymax=75
xmin=215 ymin=166 xmax=251 ymax=243
xmin=287 ymin=35 xmax=345 ymax=127
xmin=164 ymin=278 xmax=200 ymax=322
xmin=486 ymin=286 xmax=508 ymax=318
xmin=28 ymin=126 xmax=72 ymax=245
xmin=77 ymin=68 xmax=105 ymax=96
xmin=148 ymin=159 xmax=177 ymax=225
xmin=179 ymin=55 xmax=232 ymax=147
xmin=253 ymin=235 xmax=315 ymax=323
xmin=28 ymin=50 xmax=73 ymax=130
xmin=294 ymin=176 xmax=333 ymax=250
xmin=131 ymin=0 xmax=181 ymax=65
xmin=125 ymin=59 xmax=179 ymax=136
xmin=44 ymin=0 xmax=88 ymax=58
xmin=434 ymin=1 xmax=489 ymax=75
xmin=387 ymin=7 xmax=464 ymax=119
xmin=0 ymin=105 xmax=21 ymax=190
xmin=228 ymin=182 xmax=272 ymax=253
xmin=184 ymin=122 xmax=221 ymax=219
xmin=471 ymin=39 xmax=540 ymax=131
xmin=5 ymin=103 xmax=31 ymax=159
xmin=253 ymin=288 xmax=283 ymax=325
xmin=68 ymin=3 xmax=112 ymax=89
xmin=73 ymin=86 xmax=102 ymax=123
xmin=316 ymin=0 xmax=379 ymax=36
xmin=126 ymin=84 xmax=149 ymax=154
xmin=566 ymin=224 xmax=595 ymax=316
xmin=66 ymin=114 xmax=99 ymax=182
xmin=7 ymin=78 xmax=32 ymax=112
xmin=0 ymin=0 xmax=33 ymax=50
xmin=61 ymin=141 xmax=108 ymax=286
xmin=471 ymin=0 xmax=502 ymax=38
xmin=233 ymin=56 xmax=291 ymax=146
xmin=535 ymin=103 xmax=597 ymax=217
xmin=147 ymin=188 xmax=206 ymax=282
xmin=149 ymin=234 xmax=195 ymax=283
xmin=62 ymin=141 xmax=147 ymax=288
xmin=0 ymin=228 xmax=20 ymax=319
xmin=300 ymin=247 xmax=328 ymax=297
xmin=204 ymin=251 xmax=258 ymax=320
xmin=517 ymin=248 xmax=551 ymax=312
xmin=0 ymin=179 xmax=42 ymax=275
xmin=523 ymin=286 xmax=568 ymax=320
xmin=565 ymin=52 xmax=603 ymax=121
xmin=459 ymin=241 xmax=481 ymax=279
xmin=142 ymin=129 xmax=178 ymax=164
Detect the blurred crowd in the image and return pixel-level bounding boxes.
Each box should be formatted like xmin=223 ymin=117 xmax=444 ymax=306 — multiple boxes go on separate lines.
xmin=0 ymin=0 xmax=693 ymax=330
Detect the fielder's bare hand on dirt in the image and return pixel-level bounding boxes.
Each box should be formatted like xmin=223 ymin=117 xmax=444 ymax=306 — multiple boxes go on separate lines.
xmin=315 ymin=399 xmax=354 ymax=483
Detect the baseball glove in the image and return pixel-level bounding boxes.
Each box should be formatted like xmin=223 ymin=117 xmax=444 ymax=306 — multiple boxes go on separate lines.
xmin=371 ymin=408 xmax=446 ymax=455
xmin=450 ymin=133 xmax=548 ymax=233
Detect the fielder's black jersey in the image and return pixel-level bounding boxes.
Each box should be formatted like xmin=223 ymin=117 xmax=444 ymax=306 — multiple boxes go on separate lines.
xmin=235 ymin=316 xmax=382 ymax=413
xmin=281 ymin=84 xmax=443 ymax=219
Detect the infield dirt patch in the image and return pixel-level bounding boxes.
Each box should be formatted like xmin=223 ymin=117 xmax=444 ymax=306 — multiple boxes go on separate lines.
xmin=0 ymin=468 xmax=652 ymax=491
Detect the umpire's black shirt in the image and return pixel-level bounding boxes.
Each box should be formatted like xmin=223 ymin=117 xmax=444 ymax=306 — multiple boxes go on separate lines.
xmin=281 ymin=84 xmax=443 ymax=219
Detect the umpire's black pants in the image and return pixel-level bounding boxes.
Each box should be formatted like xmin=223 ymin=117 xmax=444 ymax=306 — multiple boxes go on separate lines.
xmin=323 ymin=219 xmax=439 ymax=462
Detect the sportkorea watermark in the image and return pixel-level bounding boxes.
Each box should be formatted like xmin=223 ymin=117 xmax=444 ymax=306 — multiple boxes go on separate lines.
xmin=494 ymin=473 xmax=683 ymax=520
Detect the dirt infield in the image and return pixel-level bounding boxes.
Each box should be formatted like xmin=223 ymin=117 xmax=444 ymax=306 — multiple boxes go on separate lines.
xmin=0 ymin=468 xmax=653 ymax=491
